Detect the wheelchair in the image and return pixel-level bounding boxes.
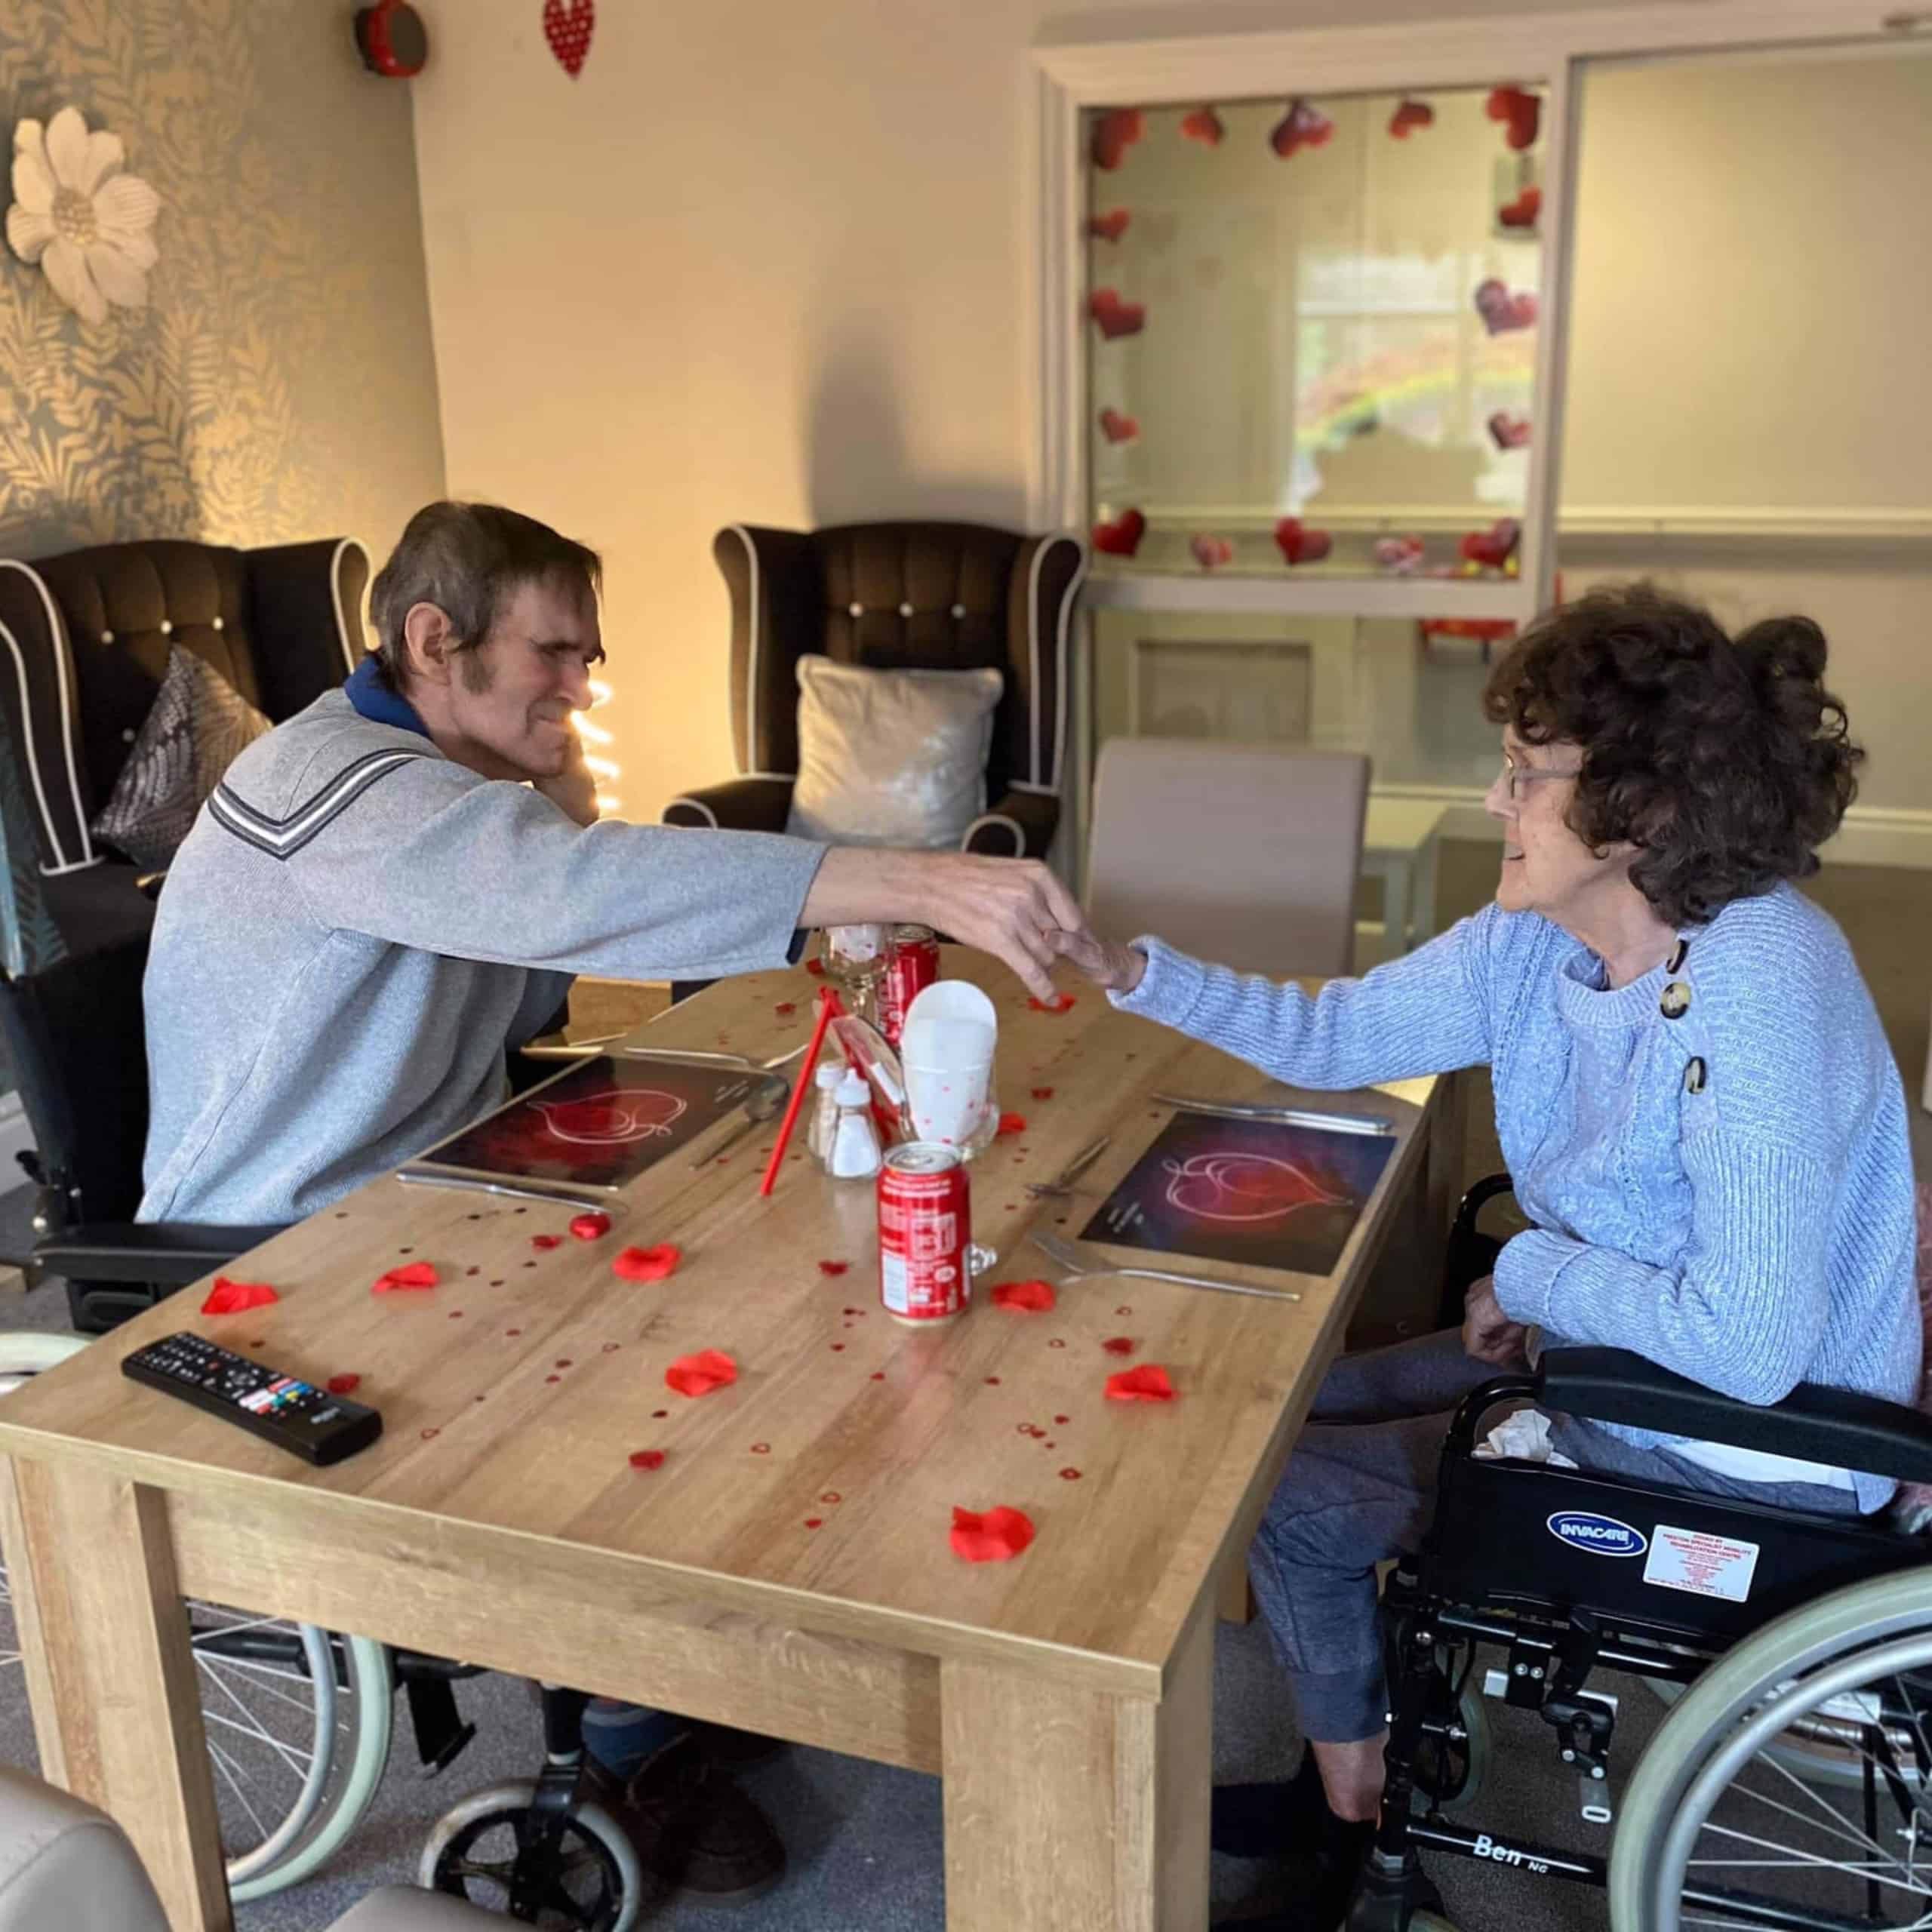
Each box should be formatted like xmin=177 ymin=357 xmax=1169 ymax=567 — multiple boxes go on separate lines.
xmin=1350 ymin=1180 xmax=1932 ymax=1932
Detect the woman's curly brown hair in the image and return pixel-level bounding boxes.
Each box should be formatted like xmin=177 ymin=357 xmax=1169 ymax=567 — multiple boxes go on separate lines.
xmin=1481 ymin=583 xmax=1863 ymax=928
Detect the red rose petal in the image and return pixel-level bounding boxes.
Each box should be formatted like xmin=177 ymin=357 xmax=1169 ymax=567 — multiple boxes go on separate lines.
xmin=1060 ymin=1467 xmax=1083 ymax=1481
xmin=870 ymin=1371 xmax=885 ymax=1380
xmin=531 ymin=1233 xmax=565 ymax=1251
xmin=372 ymin=1261 xmax=439 ymax=1294
xmin=666 ymin=1349 xmax=737 ymax=1398
xmin=1106 ymin=1364 xmax=1177 ymax=1402
xmin=420 ymin=1426 xmax=439 ymax=1439
xmin=1030 ymin=1086 xmax=1055 ymax=1100
xmin=820 ymin=1491 xmax=841 ymax=1504
xmin=990 ymin=1278 xmax=1056 ymax=1314
xmin=1103 ymin=1335 xmax=1137 ymax=1355
xmin=804 ymin=1517 xmax=823 ymax=1528
xmin=995 ymin=1112 xmax=1027 ymax=1137
xmin=613 ymin=1244 xmax=681 ymax=1282
xmin=201 ymin=1275 xmax=280 ymax=1315
xmin=817 ymin=1260 xmax=850 ymax=1277
xmin=751 ymin=1441 xmax=771 ymax=1454
xmin=569 ymin=1211 xmax=612 ymax=1241
xmin=805 ymin=958 xmax=826 ymax=977
xmin=950 ymin=1504 xmax=1037 ymax=1563
xmin=1028 ymin=993 xmax=1077 ymax=1014
xmin=326 ymin=1374 xmax=361 ymax=1395
xmin=629 ymin=1448 xmax=666 ymax=1471
xmin=775 ymin=1001 xmax=798 ymax=1017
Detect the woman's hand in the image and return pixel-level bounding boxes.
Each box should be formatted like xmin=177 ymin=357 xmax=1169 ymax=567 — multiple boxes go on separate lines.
xmin=1462 ymin=1275 xmax=1531 ymax=1368
xmin=1050 ymin=924 xmax=1146 ymax=995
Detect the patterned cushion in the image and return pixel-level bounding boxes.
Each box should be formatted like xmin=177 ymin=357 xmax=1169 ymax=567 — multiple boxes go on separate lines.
xmin=90 ymin=648 xmax=271 ymax=869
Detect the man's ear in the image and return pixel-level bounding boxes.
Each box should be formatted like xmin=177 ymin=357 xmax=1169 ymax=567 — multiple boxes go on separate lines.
xmin=401 ymin=601 xmax=456 ymax=685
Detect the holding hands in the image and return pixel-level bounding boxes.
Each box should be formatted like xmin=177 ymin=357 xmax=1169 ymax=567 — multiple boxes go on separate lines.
xmin=1462 ymin=1274 xmax=1531 ymax=1370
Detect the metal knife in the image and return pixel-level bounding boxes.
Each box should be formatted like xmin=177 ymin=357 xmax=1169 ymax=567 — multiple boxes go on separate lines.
xmin=1150 ymin=1093 xmax=1394 ymax=1137
xmin=396 ymin=1168 xmax=619 ymax=1210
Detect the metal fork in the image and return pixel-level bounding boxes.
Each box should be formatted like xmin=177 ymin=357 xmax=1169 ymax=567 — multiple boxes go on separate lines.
xmin=1029 ymin=1229 xmax=1301 ymax=1303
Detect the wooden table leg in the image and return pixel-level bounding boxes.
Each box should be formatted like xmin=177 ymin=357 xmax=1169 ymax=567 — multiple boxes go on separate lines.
xmin=0 ymin=1457 xmax=231 ymax=1931
xmin=940 ymin=1600 xmax=1212 ymax=1931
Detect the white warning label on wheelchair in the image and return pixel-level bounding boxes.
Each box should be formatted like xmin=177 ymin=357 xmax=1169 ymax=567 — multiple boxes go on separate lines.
xmin=1641 ymin=1524 xmax=1759 ymax=1602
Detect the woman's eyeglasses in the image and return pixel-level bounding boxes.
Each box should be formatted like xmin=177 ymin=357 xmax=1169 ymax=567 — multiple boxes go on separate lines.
xmin=1500 ymin=758 xmax=1580 ymax=801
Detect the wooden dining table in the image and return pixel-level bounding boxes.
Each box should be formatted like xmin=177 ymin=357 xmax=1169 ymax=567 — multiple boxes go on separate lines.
xmin=0 ymin=952 xmax=1459 ymax=1931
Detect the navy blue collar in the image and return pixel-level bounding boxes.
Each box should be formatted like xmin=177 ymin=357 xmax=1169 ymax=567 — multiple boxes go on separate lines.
xmin=344 ymin=654 xmax=432 ymax=740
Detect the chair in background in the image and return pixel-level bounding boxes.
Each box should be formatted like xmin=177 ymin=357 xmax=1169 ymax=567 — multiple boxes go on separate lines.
xmin=0 ymin=1763 xmax=497 ymax=1931
xmin=0 ymin=536 xmax=370 ymax=1329
xmin=1083 ymin=737 xmax=1371 ymax=977
xmin=663 ymin=521 xmax=1086 ymax=859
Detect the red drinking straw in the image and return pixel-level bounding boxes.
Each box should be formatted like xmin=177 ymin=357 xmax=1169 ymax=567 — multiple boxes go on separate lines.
xmin=758 ymin=983 xmax=844 ymax=1197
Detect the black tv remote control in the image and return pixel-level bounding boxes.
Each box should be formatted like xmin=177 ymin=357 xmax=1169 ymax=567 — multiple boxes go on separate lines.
xmin=122 ymin=1332 xmax=383 ymax=1466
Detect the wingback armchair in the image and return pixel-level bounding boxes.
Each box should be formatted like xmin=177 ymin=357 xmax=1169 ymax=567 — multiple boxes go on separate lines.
xmin=663 ymin=521 xmax=1086 ymax=858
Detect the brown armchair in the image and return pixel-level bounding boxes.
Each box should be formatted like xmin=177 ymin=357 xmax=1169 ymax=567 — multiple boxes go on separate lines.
xmin=663 ymin=521 xmax=1086 ymax=857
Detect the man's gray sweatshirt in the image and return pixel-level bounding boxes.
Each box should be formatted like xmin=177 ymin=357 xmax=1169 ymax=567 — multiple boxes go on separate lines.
xmin=139 ymin=689 xmax=826 ymax=1223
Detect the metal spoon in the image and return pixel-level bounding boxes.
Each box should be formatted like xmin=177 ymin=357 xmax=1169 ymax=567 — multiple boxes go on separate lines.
xmin=1029 ymin=1229 xmax=1301 ymax=1303
xmin=691 ymin=1075 xmax=795 ymax=1169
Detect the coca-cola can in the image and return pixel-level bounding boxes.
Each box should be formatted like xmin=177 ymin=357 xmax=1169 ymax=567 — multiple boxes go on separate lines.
xmin=878 ymin=924 xmax=940 ymax=1048
xmin=878 ymin=1142 xmax=971 ymax=1325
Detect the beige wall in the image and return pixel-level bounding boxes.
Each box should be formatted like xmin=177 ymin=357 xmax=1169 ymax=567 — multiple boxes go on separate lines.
xmin=412 ymin=0 xmax=1634 ymax=823
xmin=0 ymin=0 xmax=445 ymax=565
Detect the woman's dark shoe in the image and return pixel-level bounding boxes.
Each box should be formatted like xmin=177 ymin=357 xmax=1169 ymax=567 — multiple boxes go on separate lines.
xmin=602 ymin=1731 xmax=786 ymax=1903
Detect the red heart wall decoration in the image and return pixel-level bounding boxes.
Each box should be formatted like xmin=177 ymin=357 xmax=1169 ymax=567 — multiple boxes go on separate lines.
xmin=1374 ymin=534 xmax=1426 ymax=574
xmin=1486 ymin=85 xmax=1540 ymax=150
xmin=1098 ymin=407 xmax=1140 ymax=445
xmin=1269 ymin=98 xmax=1334 ymax=159
xmin=1460 ymin=518 xmax=1522 ymax=569
xmin=1093 ymin=509 xmax=1146 ymax=557
xmin=543 ymin=0 xmax=594 ymax=76
xmin=1498 ymin=184 xmax=1542 ymax=229
xmin=1180 ymin=106 xmax=1225 ymax=147
xmin=1087 ymin=208 xmax=1131 ymax=244
xmin=1273 ymin=518 xmax=1331 ymax=565
xmin=1089 ymin=288 xmax=1146 ymax=340
xmin=1472 ymin=278 xmax=1538 ymax=335
xmin=1487 ymin=412 xmax=1532 ymax=451
xmin=1091 ymin=109 xmax=1144 ymax=171
xmin=1389 ymin=99 xmax=1434 ymax=138
xmin=1189 ymin=534 xmax=1234 ymax=571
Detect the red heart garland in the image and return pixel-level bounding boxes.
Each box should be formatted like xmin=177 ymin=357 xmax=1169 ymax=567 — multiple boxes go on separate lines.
xmin=950 ymin=1504 xmax=1036 ymax=1562
xmin=1088 ymin=288 xmax=1146 ymax=340
xmin=1498 ymin=184 xmax=1541 ymax=230
xmin=1472 ymin=278 xmax=1537 ymax=336
xmin=614 ymin=1244 xmax=681 ymax=1283
xmin=1097 ymin=407 xmax=1139 ymax=445
xmin=1090 ymin=109 xmax=1144 ymax=171
xmin=1269 ymin=98 xmax=1334 ymax=159
xmin=1389 ymin=99 xmax=1434 ymax=138
xmin=1189 ymin=533 xmax=1235 ymax=571
xmin=1087 ymin=208 xmax=1131 ymax=245
xmin=665 ymin=1349 xmax=737 ymax=1398
xmin=1374 ymin=534 xmax=1426 ymax=574
xmin=1106 ymin=1363 xmax=1177 ymax=1401
xmin=1487 ymin=413 xmax=1532 ymax=451
xmin=1092 ymin=511 xmax=1145 ymax=558
xmin=542 ymin=0 xmax=594 ymax=77
xmin=1460 ymin=518 xmax=1522 ymax=570
xmin=372 ymin=1261 xmax=438 ymax=1295
xmin=202 ymin=1275 xmax=279 ymax=1315
xmin=1486 ymin=86 xmax=1540 ymax=151
xmin=1273 ymin=518 xmax=1332 ymax=566
xmin=1180 ymin=106 xmax=1225 ymax=147
xmin=991 ymin=1279 xmax=1057 ymax=1313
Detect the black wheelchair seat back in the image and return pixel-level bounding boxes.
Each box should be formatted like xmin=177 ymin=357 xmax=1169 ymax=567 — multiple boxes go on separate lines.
xmin=1423 ymin=1451 xmax=1925 ymax=1650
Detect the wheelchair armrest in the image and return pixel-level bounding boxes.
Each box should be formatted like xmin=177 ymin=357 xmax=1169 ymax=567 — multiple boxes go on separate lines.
xmin=1537 ymin=1346 xmax=1932 ymax=1486
xmin=660 ymin=777 xmax=793 ymax=834
xmin=32 ymin=1221 xmax=291 ymax=1286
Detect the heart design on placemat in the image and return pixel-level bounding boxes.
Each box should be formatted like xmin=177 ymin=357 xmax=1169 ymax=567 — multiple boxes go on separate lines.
xmin=1273 ymin=518 xmax=1331 ymax=565
xmin=1098 ymin=408 xmax=1140 ymax=445
xmin=1089 ymin=288 xmax=1146 ymax=340
xmin=1093 ymin=509 xmax=1146 ymax=557
xmin=543 ymin=0 xmax=594 ymax=75
xmin=1087 ymin=208 xmax=1131 ymax=244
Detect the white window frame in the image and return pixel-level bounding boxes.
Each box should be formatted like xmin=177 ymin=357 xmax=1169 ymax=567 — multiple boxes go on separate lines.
xmin=1027 ymin=0 xmax=1921 ymax=626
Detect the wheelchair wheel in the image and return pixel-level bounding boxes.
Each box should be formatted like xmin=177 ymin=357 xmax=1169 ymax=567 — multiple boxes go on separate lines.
xmin=420 ymin=1779 xmax=646 ymax=1930
xmin=1611 ymin=1569 xmax=1932 ymax=1932
xmin=0 ymin=1333 xmax=395 ymax=1899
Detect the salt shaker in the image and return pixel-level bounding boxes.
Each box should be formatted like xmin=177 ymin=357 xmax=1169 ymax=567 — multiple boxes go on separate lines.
xmin=827 ymin=1069 xmax=883 ymax=1180
xmin=808 ymin=1060 xmax=844 ymax=1168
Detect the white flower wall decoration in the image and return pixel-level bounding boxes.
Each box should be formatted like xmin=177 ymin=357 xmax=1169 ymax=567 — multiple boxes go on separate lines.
xmin=6 ymin=106 xmax=162 ymax=325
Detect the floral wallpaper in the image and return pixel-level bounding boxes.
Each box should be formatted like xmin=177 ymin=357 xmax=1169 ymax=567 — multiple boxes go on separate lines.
xmin=0 ymin=0 xmax=445 ymax=556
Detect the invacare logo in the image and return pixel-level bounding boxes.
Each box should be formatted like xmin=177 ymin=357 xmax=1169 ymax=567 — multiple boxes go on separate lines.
xmin=1547 ymin=1511 xmax=1647 ymax=1558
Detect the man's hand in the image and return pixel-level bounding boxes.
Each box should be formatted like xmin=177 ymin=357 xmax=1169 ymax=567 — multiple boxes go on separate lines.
xmin=535 ymin=732 xmax=599 ymax=828
xmin=1050 ymin=924 xmax=1146 ymax=995
xmin=1462 ymin=1274 xmax=1531 ymax=1369
xmin=801 ymin=848 xmax=1089 ymax=1004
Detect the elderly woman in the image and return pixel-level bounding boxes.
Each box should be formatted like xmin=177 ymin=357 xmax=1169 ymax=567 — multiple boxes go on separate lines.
xmin=1054 ymin=583 xmax=1919 ymax=1928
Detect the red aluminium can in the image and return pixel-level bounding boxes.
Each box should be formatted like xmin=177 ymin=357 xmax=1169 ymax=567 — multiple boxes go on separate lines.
xmin=878 ymin=1143 xmax=971 ymax=1325
xmin=878 ymin=924 xmax=940 ymax=1048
